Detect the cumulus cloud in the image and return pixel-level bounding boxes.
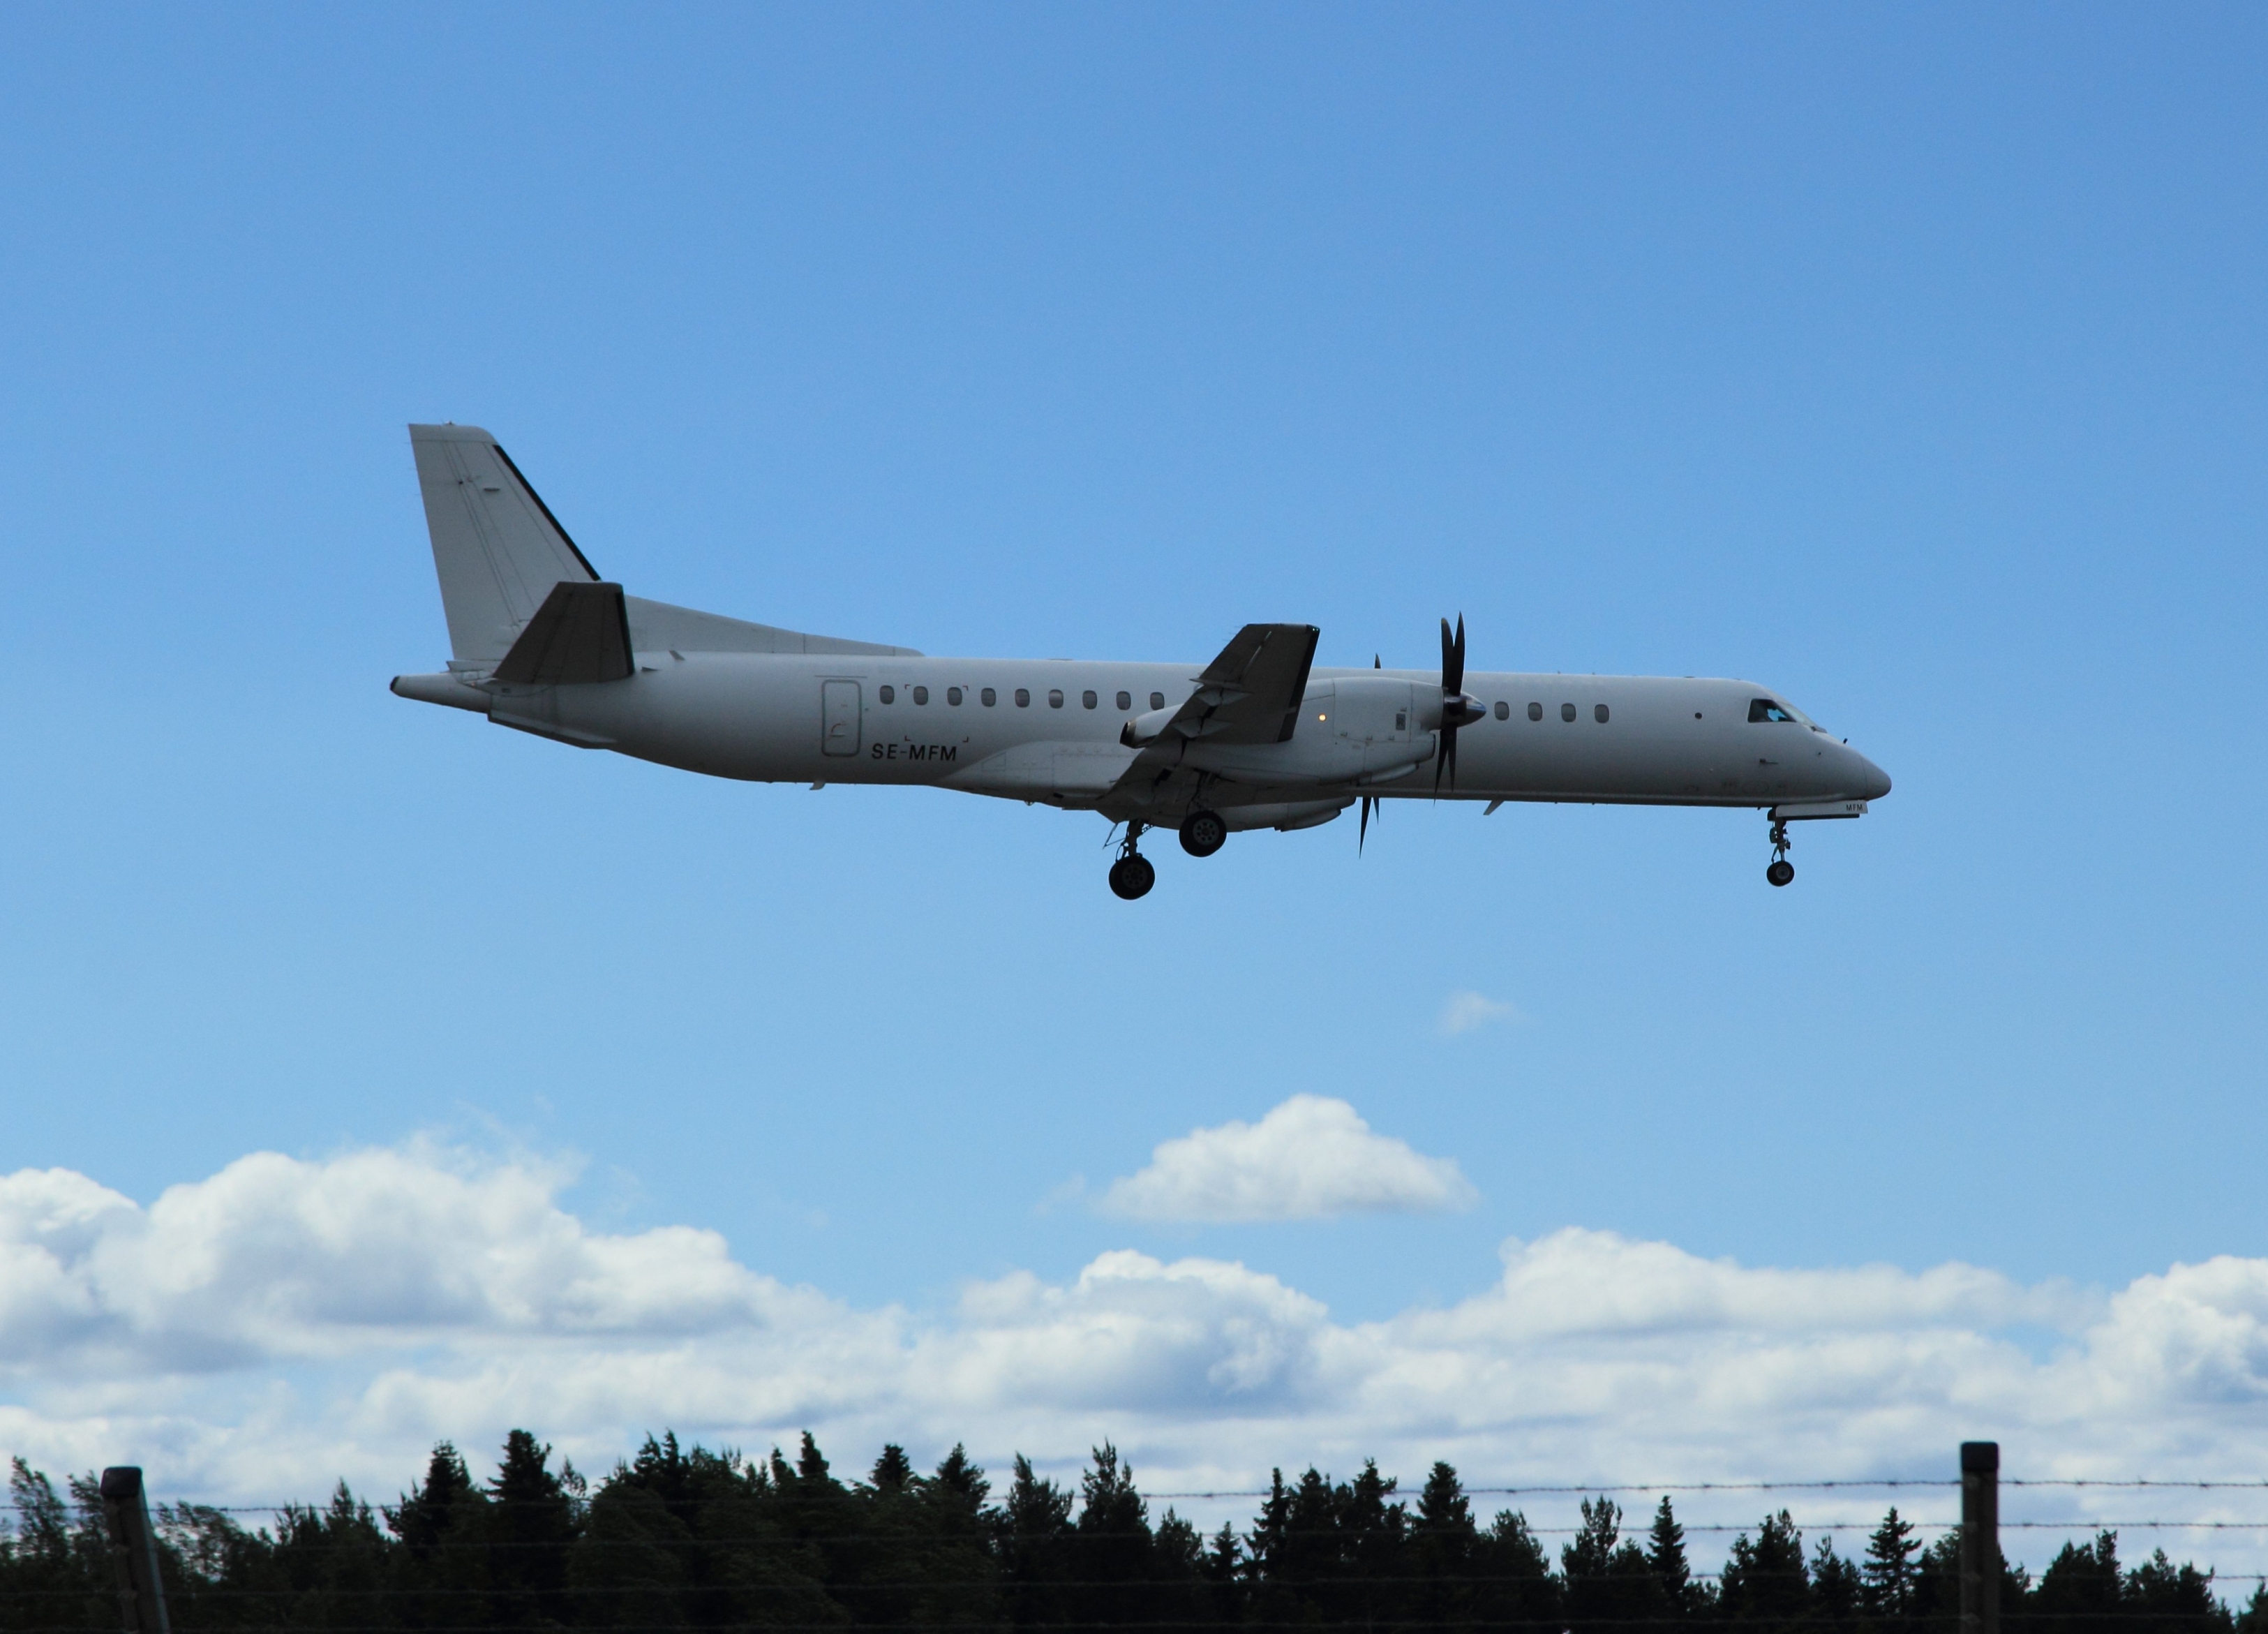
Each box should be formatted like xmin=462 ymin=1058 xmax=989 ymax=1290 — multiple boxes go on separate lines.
xmin=1097 ymin=1097 xmax=1477 ymax=1223
xmin=6 ymin=1141 xmax=2268 ymax=1574
xmin=1438 ymin=990 xmax=1521 ymax=1036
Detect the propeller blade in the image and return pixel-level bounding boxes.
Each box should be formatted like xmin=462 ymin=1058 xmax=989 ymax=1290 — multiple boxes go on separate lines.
xmin=1435 ymin=614 xmax=1468 ymax=795
xmin=1359 ymin=794 xmax=1372 ymax=853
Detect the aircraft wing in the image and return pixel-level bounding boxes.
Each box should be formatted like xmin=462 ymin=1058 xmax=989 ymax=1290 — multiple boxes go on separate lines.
xmin=1104 ymin=623 xmax=1318 ymax=811
xmin=1165 ymin=622 xmax=1320 ymax=746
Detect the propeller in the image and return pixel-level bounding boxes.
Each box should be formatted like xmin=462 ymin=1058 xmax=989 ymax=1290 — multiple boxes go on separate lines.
xmin=1435 ymin=614 xmax=1486 ymax=794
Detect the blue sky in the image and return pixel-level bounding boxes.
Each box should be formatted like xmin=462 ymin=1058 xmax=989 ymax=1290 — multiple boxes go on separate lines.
xmin=3 ymin=4 xmax=2266 ymax=1502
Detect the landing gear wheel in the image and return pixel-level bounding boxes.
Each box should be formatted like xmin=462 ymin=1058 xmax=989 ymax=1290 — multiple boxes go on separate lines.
xmin=1109 ymin=854 xmax=1156 ymax=900
xmin=1765 ymin=817 xmax=1793 ymax=887
xmin=1179 ymin=810 xmax=1228 ymax=858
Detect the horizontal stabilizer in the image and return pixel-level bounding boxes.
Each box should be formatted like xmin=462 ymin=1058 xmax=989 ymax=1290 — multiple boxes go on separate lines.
xmin=493 ymin=581 xmax=634 ymax=684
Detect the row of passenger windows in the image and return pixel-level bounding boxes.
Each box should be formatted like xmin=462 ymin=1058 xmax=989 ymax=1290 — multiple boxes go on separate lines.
xmin=872 ymin=688 xmax=1794 ymax=729
xmin=1495 ymin=701 xmax=1611 ymax=723
xmin=873 ymin=682 xmax=1621 ymax=723
xmin=877 ymin=684 xmax=1168 ymax=711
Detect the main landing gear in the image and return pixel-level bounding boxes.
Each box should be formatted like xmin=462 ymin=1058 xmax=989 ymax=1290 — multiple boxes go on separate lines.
xmin=1108 ymin=822 xmax=1156 ymax=900
xmin=1179 ymin=809 xmax=1227 ymax=859
xmin=1766 ymin=819 xmax=1795 ymax=888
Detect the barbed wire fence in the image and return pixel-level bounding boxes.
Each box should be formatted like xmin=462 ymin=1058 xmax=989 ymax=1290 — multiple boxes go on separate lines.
xmin=15 ymin=1441 xmax=2268 ymax=1632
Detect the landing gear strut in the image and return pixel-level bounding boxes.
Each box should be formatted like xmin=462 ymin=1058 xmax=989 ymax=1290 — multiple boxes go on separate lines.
xmin=1179 ymin=809 xmax=1227 ymax=858
xmin=1108 ymin=822 xmax=1155 ymax=900
xmin=1765 ymin=819 xmax=1795 ymax=888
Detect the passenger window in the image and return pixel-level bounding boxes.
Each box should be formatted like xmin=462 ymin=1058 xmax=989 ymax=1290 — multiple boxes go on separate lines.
xmin=1749 ymin=698 xmax=1797 ymax=723
xmin=1116 ymin=690 xmax=1131 ymax=711
xmin=980 ymin=687 xmax=997 ymax=706
xmin=1595 ymin=704 xmax=1609 ymax=723
xmin=912 ymin=685 xmax=928 ymax=706
xmin=947 ymin=686 xmax=963 ymax=706
xmin=1015 ymin=688 xmax=1031 ymax=708
xmin=1082 ymin=690 xmax=1098 ymax=709
xmin=1560 ymin=702 xmax=1576 ymax=722
xmin=1048 ymin=688 xmax=1065 ymax=708
xmin=1528 ymin=702 xmax=1542 ymax=721
xmin=1150 ymin=691 xmax=1165 ymax=711
xmin=1494 ymin=701 xmax=1509 ymax=720
xmin=879 ymin=685 xmax=895 ymax=704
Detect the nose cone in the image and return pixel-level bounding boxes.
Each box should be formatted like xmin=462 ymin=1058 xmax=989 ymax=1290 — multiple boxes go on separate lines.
xmin=1857 ymin=754 xmax=1892 ymax=801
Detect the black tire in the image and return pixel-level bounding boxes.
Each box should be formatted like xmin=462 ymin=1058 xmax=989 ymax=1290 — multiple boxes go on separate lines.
xmin=1766 ymin=859 xmax=1795 ymax=888
xmin=1179 ymin=810 xmax=1228 ymax=858
xmin=1108 ymin=854 xmax=1156 ymax=900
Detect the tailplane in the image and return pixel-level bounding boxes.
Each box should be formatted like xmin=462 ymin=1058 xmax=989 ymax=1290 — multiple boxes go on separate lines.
xmin=403 ymin=422 xmax=925 ymax=669
xmin=409 ymin=423 xmax=598 ymax=662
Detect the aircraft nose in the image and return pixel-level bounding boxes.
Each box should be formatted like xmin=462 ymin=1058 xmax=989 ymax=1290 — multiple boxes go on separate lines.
xmin=1858 ymin=754 xmax=1892 ymax=801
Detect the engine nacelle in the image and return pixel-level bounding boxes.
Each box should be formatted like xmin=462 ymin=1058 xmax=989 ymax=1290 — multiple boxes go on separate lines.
xmin=1179 ymin=676 xmax=1435 ymax=788
xmin=1119 ymin=706 xmax=1179 ymax=748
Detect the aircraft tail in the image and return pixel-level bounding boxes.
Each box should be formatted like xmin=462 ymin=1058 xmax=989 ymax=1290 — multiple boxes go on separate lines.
xmin=408 ymin=423 xmax=599 ymax=662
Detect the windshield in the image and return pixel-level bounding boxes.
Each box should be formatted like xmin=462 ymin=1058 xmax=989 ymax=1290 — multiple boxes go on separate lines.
xmin=1748 ymin=697 xmax=1808 ymax=725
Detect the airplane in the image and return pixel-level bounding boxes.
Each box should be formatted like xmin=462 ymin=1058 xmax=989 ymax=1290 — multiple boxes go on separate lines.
xmin=391 ymin=423 xmax=1891 ymax=899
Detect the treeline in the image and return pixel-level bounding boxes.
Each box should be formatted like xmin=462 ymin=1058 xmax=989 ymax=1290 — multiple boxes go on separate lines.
xmin=1 ymin=1431 xmax=2255 ymax=1633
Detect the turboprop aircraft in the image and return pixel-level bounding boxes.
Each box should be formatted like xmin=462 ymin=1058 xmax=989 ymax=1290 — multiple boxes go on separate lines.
xmin=391 ymin=423 xmax=1890 ymax=898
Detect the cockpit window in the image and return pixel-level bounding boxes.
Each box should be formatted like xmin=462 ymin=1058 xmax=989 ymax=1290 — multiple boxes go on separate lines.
xmin=1749 ymin=698 xmax=1799 ymax=723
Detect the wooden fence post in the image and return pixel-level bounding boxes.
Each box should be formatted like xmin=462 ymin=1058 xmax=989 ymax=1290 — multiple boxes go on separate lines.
xmin=98 ymin=1466 xmax=170 ymax=1634
xmin=1960 ymin=1441 xmax=2001 ymax=1634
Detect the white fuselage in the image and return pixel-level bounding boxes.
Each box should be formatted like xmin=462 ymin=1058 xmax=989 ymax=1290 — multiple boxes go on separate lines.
xmin=421 ymin=651 xmax=1891 ymax=830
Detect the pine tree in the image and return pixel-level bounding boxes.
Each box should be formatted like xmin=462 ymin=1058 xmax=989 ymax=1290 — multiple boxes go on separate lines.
xmin=870 ymin=1443 xmax=916 ymax=1494
xmin=487 ymin=1427 xmax=579 ymax=1628
xmin=1565 ymin=1496 xmax=1667 ymax=1634
xmin=2124 ymin=1545 xmax=2232 ymax=1634
xmin=1648 ymin=1495 xmax=1694 ymax=1616
xmin=1477 ymin=1510 xmax=1565 ymax=1634
xmin=1003 ymin=1455 xmax=1075 ymax=1630
xmin=1721 ymin=1510 xmax=1810 ymax=1634
xmin=1072 ymin=1443 xmax=1156 ymax=1628
xmin=388 ymin=1439 xmax=490 ymax=1628
xmin=1412 ymin=1462 xmax=1482 ymax=1629
xmin=1864 ymin=1506 xmax=1921 ymax=1617
xmin=1813 ymin=1535 xmax=1863 ymax=1626
xmin=2233 ymin=1582 xmax=2268 ymax=1634
xmin=930 ymin=1444 xmax=990 ymax=1513
xmin=389 ymin=1440 xmax=480 ymax=1554
xmin=2035 ymin=1529 xmax=2126 ymax=1634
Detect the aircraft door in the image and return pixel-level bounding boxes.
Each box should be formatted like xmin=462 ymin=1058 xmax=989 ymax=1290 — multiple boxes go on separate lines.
xmin=821 ymin=680 xmax=861 ymax=757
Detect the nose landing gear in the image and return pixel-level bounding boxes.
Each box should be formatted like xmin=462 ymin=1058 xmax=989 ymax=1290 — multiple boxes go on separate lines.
xmin=1108 ymin=822 xmax=1156 ymax=900
xmin=1765 ymin=819 xmax=1795 ymax=887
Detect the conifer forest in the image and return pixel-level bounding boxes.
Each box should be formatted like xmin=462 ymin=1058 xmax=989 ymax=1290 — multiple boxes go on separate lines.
xmin=2 ymin=1432 xmax=2257 ymax=1633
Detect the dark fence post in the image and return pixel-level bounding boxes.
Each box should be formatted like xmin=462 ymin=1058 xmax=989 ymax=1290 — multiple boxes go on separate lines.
xmin=98 ymin=1466 xmax=170 ymax=1634
xmin=1960 ymin=1442 xmax=2000 ymax=1634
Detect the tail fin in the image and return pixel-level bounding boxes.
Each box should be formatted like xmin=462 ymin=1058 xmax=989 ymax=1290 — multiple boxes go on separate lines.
xmin=409 ymin=424 xmax=600 ymax=662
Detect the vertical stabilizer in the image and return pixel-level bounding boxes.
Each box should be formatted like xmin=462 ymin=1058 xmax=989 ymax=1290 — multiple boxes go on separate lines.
xmin=409 ymin=424 xmax=599 ymax=662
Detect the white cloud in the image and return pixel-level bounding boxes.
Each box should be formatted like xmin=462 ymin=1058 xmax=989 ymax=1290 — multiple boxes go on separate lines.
xmin=4 ymin=1143 xmax=2268 ymax=1577
xmin=1438 ymin=990 xmax=1521 ymax=1036
xmin=1097 ymin=1097 xmax=1478 ymax=1223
